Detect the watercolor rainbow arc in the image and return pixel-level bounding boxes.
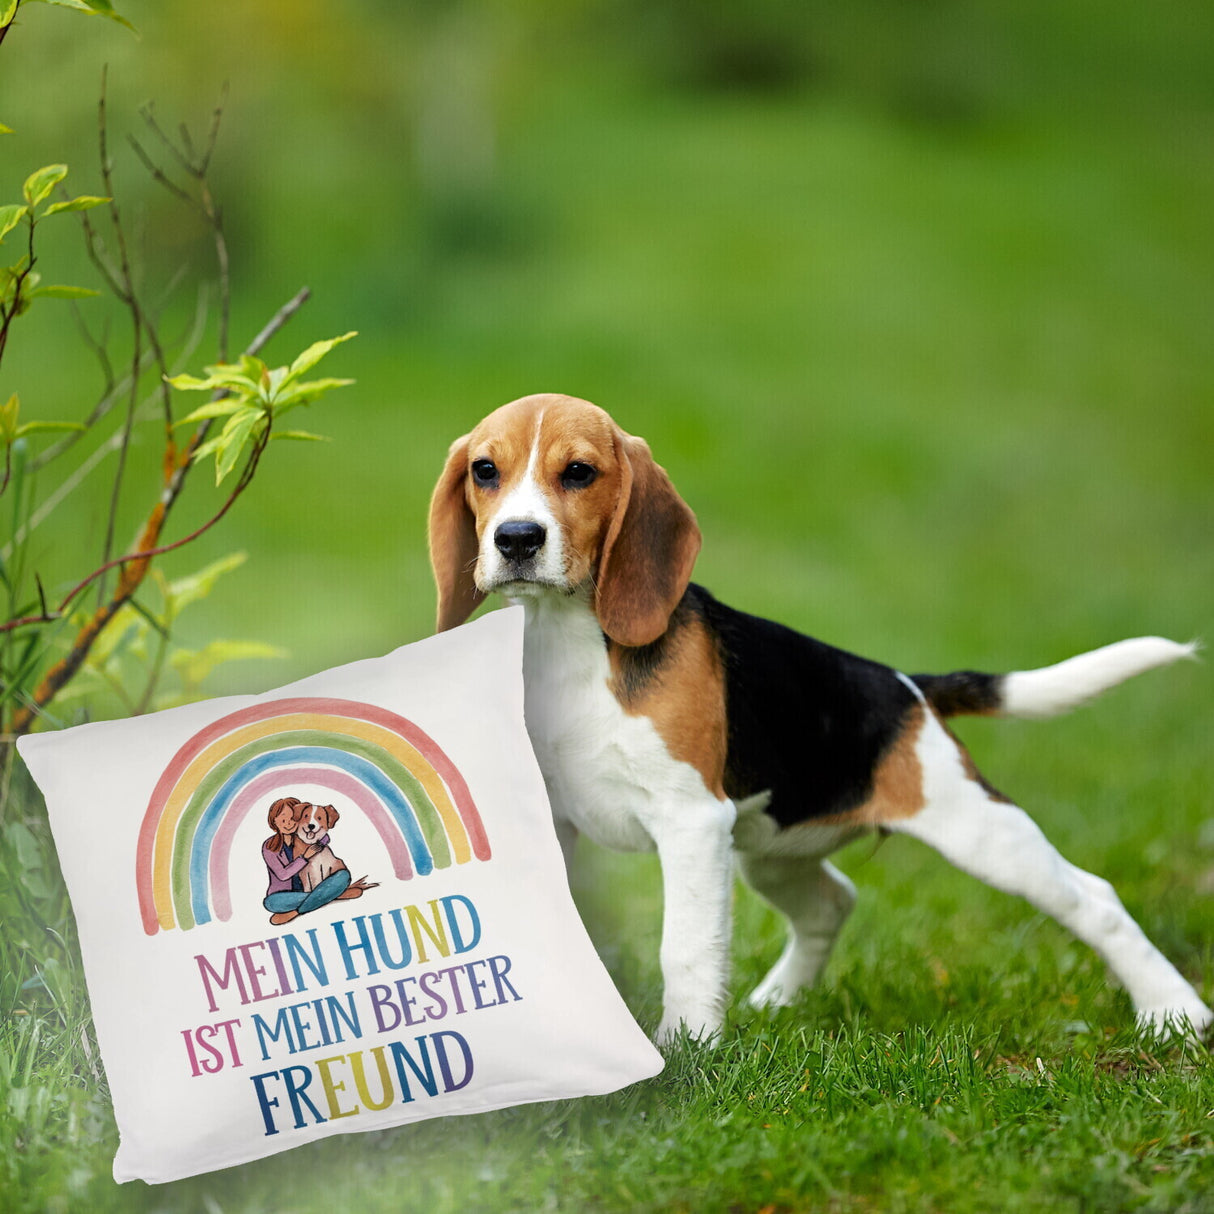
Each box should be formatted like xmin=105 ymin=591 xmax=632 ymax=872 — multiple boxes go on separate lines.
xmin=135 ymin=697 xmax=490 ymax=934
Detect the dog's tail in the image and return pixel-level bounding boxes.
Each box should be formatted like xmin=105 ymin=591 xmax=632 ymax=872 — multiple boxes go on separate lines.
xmin=911 ymin=637 xmax=1199 ymax=720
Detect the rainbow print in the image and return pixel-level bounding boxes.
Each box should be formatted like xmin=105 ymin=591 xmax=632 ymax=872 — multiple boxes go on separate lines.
xmin=136 ymin=697 xmax=490 ymax=934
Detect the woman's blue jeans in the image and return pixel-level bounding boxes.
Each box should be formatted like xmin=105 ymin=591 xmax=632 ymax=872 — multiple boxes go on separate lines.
xmin=264 ymin=868 xmax=350 ymax=916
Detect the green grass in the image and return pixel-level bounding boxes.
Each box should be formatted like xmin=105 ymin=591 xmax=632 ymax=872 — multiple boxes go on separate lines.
xmin=3 ymin=747 xmax=1214 ymax=1213
xmin=4 ymin=2 xmax=1214 ymax=1209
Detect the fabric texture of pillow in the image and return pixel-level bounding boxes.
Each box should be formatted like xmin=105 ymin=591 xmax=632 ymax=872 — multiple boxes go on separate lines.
xmin=18 ymin=607 xmax=663 ymax=1183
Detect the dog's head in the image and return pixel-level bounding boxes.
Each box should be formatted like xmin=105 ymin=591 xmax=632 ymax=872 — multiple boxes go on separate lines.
xmin=295 ymin=802 xmax=339 ymax=846
xmin=428 ymin=393 xmax=701 ymax=647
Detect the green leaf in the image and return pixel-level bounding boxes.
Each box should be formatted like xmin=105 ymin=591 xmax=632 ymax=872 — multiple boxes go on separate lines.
xmin=165 ymin=552 xmax=248 ymax=616
xmin=282 ymin=331 xmax=357 ymax=387
xmin=270 ymin=430 xmax=330 ymax=443
xmin=189 ymin=434 xmax=225 ymax=464
xmin=260 ymin=365 xmax=287 ymax=402
xmin=85 ymin=0 xmax=136 ymax=28
xmin=171 ymin=639 xmax=287 ymax=688
xmin=175 ymin=398 xmax=245 ymax=425
xmin=32 ymin=0 xmax=135 ymax=22
xmin=9 ymin=269 xmax=40 ymax=316
xmin=0 ymin=204 xmax=28 ymax=243
xmin=14 ymin=422 xmax=86 ymax=437
xmin=5 ymin=822 xmax=54 ymax=904
xmin=6 ymin=821 xmax=42 ymax=877
xmin=237 ymin=353 xmax=270 ymax=387
xmin=165 ymin=372 xmax=220 ymax=392
xmin=26 ymin=284 xmax=100 ymax=300
xmin=85 ymin=603 xmax=143 ymax=667
xmin=42 ymin=195 xmax=110 ymax=216
xmin=0 ymin=0 xmax=18 ymax=26
xmin=214 ymin=412 xmax=259 ymax=484
xmin=217 ymin=370 xmax=263 ymax=396
xmin=22 ymin=165 xmax=68 ymax=209
xmin=166 ymin=369 xmax=258 ymax=396
xmin=271 ymin=377 xmax=356 ymax=413
xmin=219 ymin=404 xmax=261 ymax=438
xmin=0 ymin=393 xmax=18 ymax=444
xmin=0 ymin=123 xmax=13 ymax=135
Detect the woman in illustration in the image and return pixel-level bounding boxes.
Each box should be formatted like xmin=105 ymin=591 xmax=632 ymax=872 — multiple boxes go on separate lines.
xmin=262 ymin=795 xmax=377 ymax=925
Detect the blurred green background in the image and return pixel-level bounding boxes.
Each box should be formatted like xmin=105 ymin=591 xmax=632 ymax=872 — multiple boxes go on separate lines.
xmin=3 ymin=0 xmax=1212 ymax=699
xmin=4 ymin=6 xmax=1214 ymax=1209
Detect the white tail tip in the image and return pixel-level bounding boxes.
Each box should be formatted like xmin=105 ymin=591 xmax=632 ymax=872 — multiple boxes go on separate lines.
xmin=1001 ymin=637 xmax=1198 ymax=720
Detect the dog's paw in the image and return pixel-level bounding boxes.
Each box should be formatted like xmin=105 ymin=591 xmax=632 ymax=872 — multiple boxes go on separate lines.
xmin=747 ymin=976 xmax=798 ymax=1011
xmin=747 ymin=959 xmax=817 ymax=1010
xmin=1135 ymin=1000 xmax=1214 ymax=1042
xmin=654 ymin=1014 xmax=722 ymax=1050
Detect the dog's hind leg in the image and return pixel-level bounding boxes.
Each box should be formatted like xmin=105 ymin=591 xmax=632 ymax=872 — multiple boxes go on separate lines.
xmin=887 ymin=711 xmax=1213 ymax=1036
xmin=739 ymin=854 xmax=857 ymax=1009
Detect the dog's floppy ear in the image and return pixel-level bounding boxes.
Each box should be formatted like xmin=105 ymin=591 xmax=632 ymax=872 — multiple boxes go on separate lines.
xmin=428 ymin=434 xmax=486 ymax=633
xmin=595 ymin=430 xmax=701 ymax=648
xmin=321 ymin=803 xmax=340 ymax=829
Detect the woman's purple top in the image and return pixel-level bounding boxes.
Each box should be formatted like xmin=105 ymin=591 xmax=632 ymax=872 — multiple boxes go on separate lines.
xmin=263 ymin=836 xmax=328 ymax=896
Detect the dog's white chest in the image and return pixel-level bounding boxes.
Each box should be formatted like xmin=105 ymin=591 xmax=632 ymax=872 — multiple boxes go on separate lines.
xmin=516 ymin=596 xmax=704 ymax=853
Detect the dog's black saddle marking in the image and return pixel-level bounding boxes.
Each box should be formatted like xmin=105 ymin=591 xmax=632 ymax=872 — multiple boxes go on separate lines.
xmin=689 ymin=584 xmax=919 ymax=828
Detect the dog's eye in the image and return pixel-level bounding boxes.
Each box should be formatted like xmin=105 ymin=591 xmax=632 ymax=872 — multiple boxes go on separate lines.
xmin=560 ymin=461 xmax=597 ymax=490
xmin=471 ymin=459 xmax=499 ymax=488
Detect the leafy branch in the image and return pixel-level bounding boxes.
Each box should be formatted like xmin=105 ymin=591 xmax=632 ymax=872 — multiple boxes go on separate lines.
xmin=169 ymin=331 xmax=353 ymax=483
xmin=0 ymin=164 xmax=108 ymax=369
xmin=3 ymin=293 xmax=357 ymax=736
xmin=0 ymin=0 xmax=133 ymax=105
xmin=60 ymin=553 xmax=288 ymax=717
xmin=0 ymin=33 xmax=356 ymax=740
xmin=0 ymin=165 xmax=108 ymax=495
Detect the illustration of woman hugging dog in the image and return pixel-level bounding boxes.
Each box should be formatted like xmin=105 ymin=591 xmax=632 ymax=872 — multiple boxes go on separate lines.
xmin=261 ymin=795 xmax=378 ymax=925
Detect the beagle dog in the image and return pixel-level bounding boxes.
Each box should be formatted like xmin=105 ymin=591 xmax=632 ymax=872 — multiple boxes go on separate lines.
xmin=429 ymin=392 xmax=1212 ymax=1043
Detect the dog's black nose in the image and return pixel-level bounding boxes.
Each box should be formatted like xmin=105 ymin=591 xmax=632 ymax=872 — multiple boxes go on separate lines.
xmin=494 ymin=520 xmax=546 ymax=562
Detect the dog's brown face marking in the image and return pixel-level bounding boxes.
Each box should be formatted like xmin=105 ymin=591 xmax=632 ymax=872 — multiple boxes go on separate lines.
xmin=463 ymin=394 xmax=626 ymax=591
xmin=431 ymin=391 xmax=700 ymax=645
xmin=295 ymin=806 xmax=321 ymax=845
xmin=295 ymin=802 xmax=338 ymax=845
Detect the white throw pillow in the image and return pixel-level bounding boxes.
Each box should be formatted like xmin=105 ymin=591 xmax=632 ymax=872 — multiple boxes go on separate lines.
xmin=18 ymin=608 xmax=663 ymax=1184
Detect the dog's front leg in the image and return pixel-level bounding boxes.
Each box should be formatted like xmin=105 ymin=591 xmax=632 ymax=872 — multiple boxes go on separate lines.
xmin=650 ymin=798 xmax=737 ymax=1046
xmin=552 ymin=817 xmax=579 ymax=873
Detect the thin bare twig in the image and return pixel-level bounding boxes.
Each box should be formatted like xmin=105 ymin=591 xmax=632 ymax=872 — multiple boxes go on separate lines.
xmin=132 ymin=94 xmax=231 ymax=363
xmin=241 ymin=285 xmax=312 ymax=360
xmin=177 ymin=120 xmax=196 ymax=166
xmin=96 ymin=68 xmax=142 ymax=601
xmin=137 ymin=101 xmax=198 ymax=179
xmin=201 ymin=84 xmax=227 ymax=177
xmin=70 ymin=296 xmax=117 ymax=393
xmin=211 ymin=186 xmax=230 ymax=361
xmin=126 ymin=134 xmax=193 ymax=207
